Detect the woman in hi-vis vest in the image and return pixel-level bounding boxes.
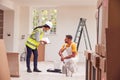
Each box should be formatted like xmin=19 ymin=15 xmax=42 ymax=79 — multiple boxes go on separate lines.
xmin=26 ymin=21 xmax=52 ymax=73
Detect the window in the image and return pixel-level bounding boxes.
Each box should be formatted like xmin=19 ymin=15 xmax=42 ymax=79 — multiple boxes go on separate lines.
xmin=32 ymin=9 xmax=57 ymax=34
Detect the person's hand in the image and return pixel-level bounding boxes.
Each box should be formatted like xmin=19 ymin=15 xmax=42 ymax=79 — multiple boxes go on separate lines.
xmin=42 ymin=41 xmax=47 ymax=44
xmin=61 ymin=57 xmax=64 ymax=61
xmin=40 ymin=40 xmax=47 ymax=44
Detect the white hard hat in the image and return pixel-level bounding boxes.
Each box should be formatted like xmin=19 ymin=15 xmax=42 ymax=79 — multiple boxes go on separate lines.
xmin=45 ymin=21 xmax=53 ymax=28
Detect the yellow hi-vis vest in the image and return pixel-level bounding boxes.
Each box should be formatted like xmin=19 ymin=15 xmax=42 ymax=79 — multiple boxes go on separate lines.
xmin=26 ymin=28 xmax=44 ymax=50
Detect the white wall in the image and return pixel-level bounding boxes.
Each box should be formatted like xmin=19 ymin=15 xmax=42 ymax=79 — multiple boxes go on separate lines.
xmin=4 ymin=10 xmax=14 ymax=51
xmin=2 ymin=3 xmax=30 ymax=53
xmin=18 ymin=6 xmax=30 ymax=53
xmin=45 ymin=6 xmax=97 ymax=62
xmin=13 ymin=6 xmax=20 ymax=52
xmin=1 ymin=0 xmax=19 ymax=52
xmin=0 ymin=0 xmax=15 ymax=10
xmin=1 ymin=0 xmax=97 ymax=62
xmin=17 ymin=5 xmax=97 ymax=62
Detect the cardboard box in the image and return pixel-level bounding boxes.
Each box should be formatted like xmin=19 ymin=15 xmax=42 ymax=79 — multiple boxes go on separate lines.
xmin=0 ymin=39 xmax=11 ymax=80
xmin=7 ymin=52 xmax=19 ymax=77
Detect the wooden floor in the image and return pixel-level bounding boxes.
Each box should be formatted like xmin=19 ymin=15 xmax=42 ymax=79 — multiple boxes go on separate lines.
xmin=11 ymin=61 xmax=85 ymax=80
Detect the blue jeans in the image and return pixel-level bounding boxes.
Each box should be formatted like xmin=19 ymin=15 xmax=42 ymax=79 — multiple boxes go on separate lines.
xmin=26 ymin=45 xmax=38 ymax=70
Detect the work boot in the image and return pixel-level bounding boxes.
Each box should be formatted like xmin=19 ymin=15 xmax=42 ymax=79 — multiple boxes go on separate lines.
xmin=27 ymin=69 xmax=32 ymax=73
xmin=33 ymin=69 xmax=42 ymax=72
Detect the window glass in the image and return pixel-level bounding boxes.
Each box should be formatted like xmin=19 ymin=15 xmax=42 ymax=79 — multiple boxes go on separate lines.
xmin=32 ymin=9 xmax=57 ymax=34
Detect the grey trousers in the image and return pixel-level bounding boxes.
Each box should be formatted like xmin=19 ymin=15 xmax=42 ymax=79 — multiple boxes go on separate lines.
xmin=62 ymin=60 xmax=77 ymax=77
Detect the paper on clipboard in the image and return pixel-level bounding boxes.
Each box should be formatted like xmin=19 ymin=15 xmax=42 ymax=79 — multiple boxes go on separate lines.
xmin=42 ymin=37 xmax=50 ymax=44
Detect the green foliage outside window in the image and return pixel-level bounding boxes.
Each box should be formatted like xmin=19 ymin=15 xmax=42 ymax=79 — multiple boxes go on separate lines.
xmin=32 ymin=9 xmax=57 ymax=34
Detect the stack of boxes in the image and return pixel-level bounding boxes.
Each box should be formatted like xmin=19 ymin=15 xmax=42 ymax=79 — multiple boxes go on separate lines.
xmin=85 ymin=0 xmax=107 ymax=80
xmin=85 ymin=0 xmax=120 ymax=80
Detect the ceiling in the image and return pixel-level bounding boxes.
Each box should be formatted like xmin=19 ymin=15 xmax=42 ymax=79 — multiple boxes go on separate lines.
xmin=10 ymin=0 xmax=97 ymax=7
